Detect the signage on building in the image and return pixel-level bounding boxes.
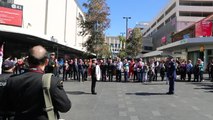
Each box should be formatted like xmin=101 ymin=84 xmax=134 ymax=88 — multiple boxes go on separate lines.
xmin=161 ymin=36 xmax=166 ymax=44
xmin=195 ymin=20 xmax=212 ymax=37
xmin=0 ymin=2 xmax=23 ymax=27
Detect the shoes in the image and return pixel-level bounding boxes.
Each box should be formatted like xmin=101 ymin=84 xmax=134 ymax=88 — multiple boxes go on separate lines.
xmin=166 ymin=92 xmax=174 ymax=95
xmin=92 ymin=92 xmax=97 ymax=95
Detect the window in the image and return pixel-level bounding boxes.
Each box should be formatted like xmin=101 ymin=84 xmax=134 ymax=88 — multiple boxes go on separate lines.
xmin=144 ymin=46 xmax=153 ymax=50
xmin=0 ymin=0 xmax=14 ymax=3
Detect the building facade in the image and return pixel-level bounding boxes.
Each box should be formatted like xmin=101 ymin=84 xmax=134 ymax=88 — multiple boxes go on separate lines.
xmin=105 ymin=36 xmax=122 ymax=58
xmin=141 ymin=0 xmax=213 ymax=67
xmin=0 ymin=0 xmax=89 ymax=58
xmin=143 ymin=0 xmax=213 ymax=50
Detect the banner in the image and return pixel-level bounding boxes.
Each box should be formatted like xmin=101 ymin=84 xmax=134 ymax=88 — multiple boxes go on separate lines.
xmin=0 ymin=2 xmax=23 ymax=27
xmin=195 ymin=20 xmax=212 ymax=37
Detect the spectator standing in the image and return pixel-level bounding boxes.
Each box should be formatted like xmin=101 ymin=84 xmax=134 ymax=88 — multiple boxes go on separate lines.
xmin=3 ymin=45 xmax=71 ymax=120
xmin=123 ymin=59 xmax=129 ymax=82
xmin=186 ymin=60 xmax=193 ymax=82
xmin=78 ymin=59 xmax=84 ymax=82
xmin=62 ymin=60 xmax=69 ymax=81
xmin=73 ymin=58 xmax=79 ymax=81
xmin=107 ymin=59 xmax=114 ymax=82
xmin=0 ymin=60 xmax=16 ymax=120
xmin=116 ymin=58 xmax=123 ymax=82
xmin=198 ymin=59 xmax=204 ymax=82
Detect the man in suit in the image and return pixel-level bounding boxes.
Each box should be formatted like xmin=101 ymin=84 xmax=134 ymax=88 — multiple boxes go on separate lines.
xmin=91 ymin=58 xmax=97 ymax=95
xmin=73 ymin=58 xmax=79 ymax=81
xmin=166 ymin=56 xmax=176 ymax=95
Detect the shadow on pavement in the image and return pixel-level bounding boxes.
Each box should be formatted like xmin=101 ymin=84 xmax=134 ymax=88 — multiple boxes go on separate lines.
xmin=189 ymin=82 xmax=213 ymax=92
xmin=66 ymin=91 xmax=91 ymax=95
xmin=126 ymin=92 xmax=167 ymax=96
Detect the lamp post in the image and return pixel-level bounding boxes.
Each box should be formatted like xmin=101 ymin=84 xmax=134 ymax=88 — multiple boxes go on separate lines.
xmin=123 ymin=17 xmax=131 ymax=41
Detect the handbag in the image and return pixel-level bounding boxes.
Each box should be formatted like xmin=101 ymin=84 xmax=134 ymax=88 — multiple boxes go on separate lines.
xmin=42 ymin=73 xmax=58 ymax=120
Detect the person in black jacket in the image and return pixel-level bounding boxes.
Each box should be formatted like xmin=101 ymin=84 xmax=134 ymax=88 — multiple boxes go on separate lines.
xmin=166 ymin=56 xmax=176 ymax=95
xmin=0 ymin=60 xmax=16 ymax=120
xmin=73 ymin=58 xmax=79 ymax=81
xmin=2 ymin=45 xmax=71 ymax=120
xmin=107 ymin=59 xmax=114 ymax=82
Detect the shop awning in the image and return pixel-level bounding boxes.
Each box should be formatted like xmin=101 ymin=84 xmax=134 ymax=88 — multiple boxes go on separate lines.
xmin=157 ymin=37 xmax=213 ymax=51
xmin=137 ymin=50 xmax=172 ymax=58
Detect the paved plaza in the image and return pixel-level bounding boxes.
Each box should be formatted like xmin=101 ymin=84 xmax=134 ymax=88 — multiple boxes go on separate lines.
xmin=61 ymin=79 xmax=213 ymax=120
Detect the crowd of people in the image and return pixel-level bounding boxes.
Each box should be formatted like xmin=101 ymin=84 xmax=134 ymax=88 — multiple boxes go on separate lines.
xmin=1 ymin=44 xmax=213 ymax=119
xmin=3 ymin=53 xmax=212 ymax=83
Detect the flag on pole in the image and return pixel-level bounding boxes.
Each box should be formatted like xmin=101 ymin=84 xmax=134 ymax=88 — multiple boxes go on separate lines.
xmin=0 ymin=43 xmax=4 ymax=74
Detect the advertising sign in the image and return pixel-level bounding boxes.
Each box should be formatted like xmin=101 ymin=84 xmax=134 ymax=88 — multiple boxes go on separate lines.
xmin=161 ymin=36 xmax=166 ymax=44
xmin=0 ymin=2 xmax=23 ymax=27
xmin=195 ymin=20 xmax=212 ymax=37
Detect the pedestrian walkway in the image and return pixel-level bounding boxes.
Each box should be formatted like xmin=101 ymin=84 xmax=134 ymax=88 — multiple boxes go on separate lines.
xmin=61 ymin=80 xmax=213 ymax=120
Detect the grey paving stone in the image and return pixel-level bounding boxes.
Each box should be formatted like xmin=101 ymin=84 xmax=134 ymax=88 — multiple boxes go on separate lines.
xmin=61 ymin=80 xmax=213 ymax=120
xmin=130 ymin=116 xmax=139 ymax=120
xmin=119 ymin=111 xmax=127 ymax=116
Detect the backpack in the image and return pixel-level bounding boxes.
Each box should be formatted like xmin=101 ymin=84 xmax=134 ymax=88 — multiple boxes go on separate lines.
xmin=42 ymin=73 xmax=58 ymax=120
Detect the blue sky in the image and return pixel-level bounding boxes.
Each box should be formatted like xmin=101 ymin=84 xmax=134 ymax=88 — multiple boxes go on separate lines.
xmin=77 ymin=0 xmax=170 ymax=36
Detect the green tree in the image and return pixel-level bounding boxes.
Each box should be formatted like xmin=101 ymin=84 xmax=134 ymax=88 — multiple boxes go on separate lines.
xmin=79 ymin=0 xmax=110 ymax=57
xmin=118 ymin=35 xmax=125 ymax=50
xmin=98 ymin=43 xmax=112 ymax=58
xmin=125 ymin=28 xmax=143 ymax=58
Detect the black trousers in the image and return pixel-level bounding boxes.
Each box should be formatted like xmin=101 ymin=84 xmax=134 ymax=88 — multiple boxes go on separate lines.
xmin=108 ymin=71 xmax=113 ymax=82
xmin=91 ymin=76 xmax=97 ymax=93
xmin=187 ymin=72 xmax=191 ymax=81
xmin=169 ymin=77 xmax=175 ymax=93
xmin=73 ymin=70 xmax=79 ymax=80
xmin=116 ymin=70 xmax=122 ymax=82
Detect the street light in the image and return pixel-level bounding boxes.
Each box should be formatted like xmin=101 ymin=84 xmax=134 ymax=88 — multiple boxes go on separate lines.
xmin=123 ymin=17 xmax=131 ymax=41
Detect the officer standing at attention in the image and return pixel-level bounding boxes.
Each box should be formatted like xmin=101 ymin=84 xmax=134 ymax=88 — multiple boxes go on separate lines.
xmin=3 ymin=45 xmax=71 ymax=120
xmin=166 ymin=56 xmax=176 ymax=95
xmin=91 ymin=58 xmax=97 ymax=95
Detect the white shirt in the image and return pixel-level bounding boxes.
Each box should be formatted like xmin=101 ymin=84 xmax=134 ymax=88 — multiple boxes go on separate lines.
xmin=96 ymin=65 xmax=101 ymax=81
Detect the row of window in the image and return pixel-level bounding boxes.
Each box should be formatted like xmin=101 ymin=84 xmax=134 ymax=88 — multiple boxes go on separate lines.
xmin=110 ymin=43 xmax=121 ymax=48
xmin=180 ymin=1 xmax=213 ymax=6
xmin=0 ymin=0 xmax=14 ymax=3
xmin=111 ymin=49 xmax=120 ymax=52
xmin=144 ymin=0 xmax=213 ymax=37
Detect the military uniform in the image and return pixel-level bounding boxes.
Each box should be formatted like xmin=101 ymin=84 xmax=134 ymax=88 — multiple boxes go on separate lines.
xmin=3 ymin=69 xmax=71 ymax=120
xmin=91 ymin=63 xmax=97 ymax=94
xmin=166 ymin=60 xmax=176 ymax=94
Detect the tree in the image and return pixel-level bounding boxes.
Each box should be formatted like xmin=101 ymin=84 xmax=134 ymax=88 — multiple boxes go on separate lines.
xmin=125 ymin=28 xmax=143 ymax=58
xmin=79 ymin=0 xmax=110 ymax=57
xmin=98 ymin=43 xmax=112 ymax=58
xmin=118 ymin=35 xmax=125 ymax=50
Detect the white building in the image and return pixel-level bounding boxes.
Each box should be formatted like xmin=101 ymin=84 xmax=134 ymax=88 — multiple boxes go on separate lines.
xmin=105 ymin=36 xmax=122 ymax=57
xmin=0 ymin=0 xmax=89 ymax=58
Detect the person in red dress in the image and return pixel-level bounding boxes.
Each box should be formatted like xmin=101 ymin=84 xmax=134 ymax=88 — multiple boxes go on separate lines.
xmin=129 ymin=58 xmax=135 ymax=80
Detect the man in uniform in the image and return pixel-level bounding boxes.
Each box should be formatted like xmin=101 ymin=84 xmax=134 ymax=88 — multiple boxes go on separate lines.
xmin=166 ymin=56 xmax=176 ymax=95
xmin=91 ymin=58 xmax=97 ymax=95
xmin=3 ymin=45 xmax=71 ymax=120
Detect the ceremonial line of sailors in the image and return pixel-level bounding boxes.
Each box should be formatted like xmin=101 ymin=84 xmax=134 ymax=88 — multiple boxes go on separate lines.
xmin=5 ymin=53 xmax=212 ymax=82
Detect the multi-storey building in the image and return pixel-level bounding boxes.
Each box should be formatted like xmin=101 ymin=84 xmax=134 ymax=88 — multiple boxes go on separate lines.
xmin=141 ymin=0 xmax=213 ymax=66
xmin=0 ymin=0 xmax=89 ymax=58
xmin=143 ymin=0 xmax=213 ymax=49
